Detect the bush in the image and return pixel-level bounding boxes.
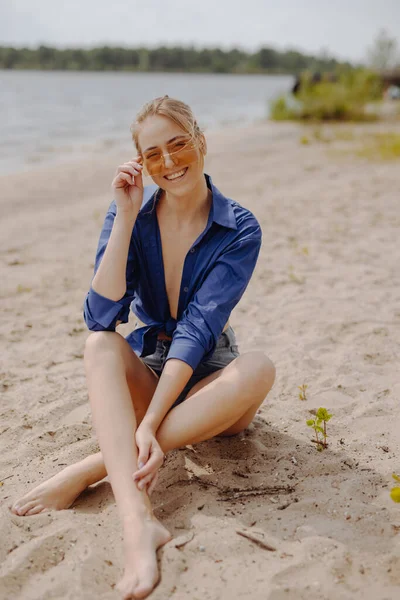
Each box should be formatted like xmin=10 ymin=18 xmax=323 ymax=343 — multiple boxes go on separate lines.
xmin=270 ymin=69 xmax=383 ymax=122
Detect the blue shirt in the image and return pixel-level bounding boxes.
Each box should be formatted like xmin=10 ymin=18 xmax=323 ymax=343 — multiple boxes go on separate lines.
xmin=83 ymin=173 xmax=262 ymax=371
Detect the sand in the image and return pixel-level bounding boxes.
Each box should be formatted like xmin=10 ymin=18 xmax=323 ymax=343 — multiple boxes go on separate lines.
xmin=1 ymin=119 xmax=400 ymax=600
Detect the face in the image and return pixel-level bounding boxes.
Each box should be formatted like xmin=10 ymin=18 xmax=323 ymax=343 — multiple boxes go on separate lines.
xmin=137 ymin=115 xmax=206 ymax=195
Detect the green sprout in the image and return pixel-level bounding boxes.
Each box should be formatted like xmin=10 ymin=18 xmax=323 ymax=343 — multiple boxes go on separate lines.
xmin=390 ymin=474 xmax=400 ymax=503
xmin=298 ymin=384 xmax=308 ymax=401
xmin=306 ymin=407 xmax=333 ymax=451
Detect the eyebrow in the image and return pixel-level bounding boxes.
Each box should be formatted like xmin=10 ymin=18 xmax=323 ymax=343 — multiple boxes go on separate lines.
xmin=143 ymin=135 xmax=188 ymax=153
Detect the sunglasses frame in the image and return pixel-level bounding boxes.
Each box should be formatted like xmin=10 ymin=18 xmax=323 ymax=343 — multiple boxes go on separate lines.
xmin=141 ymin=137 xmax=201 ymax=177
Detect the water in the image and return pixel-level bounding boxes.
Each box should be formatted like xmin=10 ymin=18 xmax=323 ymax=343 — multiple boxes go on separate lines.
xmin=0 ymin=71 xmax=293 ymax=174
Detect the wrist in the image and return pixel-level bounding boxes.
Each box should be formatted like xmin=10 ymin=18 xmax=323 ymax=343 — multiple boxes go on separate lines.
xmin=140 ymin=415 xmax=159 ymax=433
xmin=115 ymin=207 xmax=139 ymax=225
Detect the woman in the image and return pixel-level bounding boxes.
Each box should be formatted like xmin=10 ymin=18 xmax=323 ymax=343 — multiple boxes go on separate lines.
xmin=11 ymin=96 xmax=276 ymax=600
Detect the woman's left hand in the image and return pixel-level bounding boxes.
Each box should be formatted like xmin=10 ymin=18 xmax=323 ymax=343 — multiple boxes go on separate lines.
xmin=133 ymin=423 xmax=164 ymax=494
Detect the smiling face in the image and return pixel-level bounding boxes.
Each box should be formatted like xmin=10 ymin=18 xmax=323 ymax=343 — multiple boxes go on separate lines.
xmin=137 ymin=114 xmax=206 ymax=195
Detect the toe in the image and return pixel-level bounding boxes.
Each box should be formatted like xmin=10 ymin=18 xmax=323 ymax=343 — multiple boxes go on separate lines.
xmin=116 ymin=576 xmax=139 ymax=600
xmin=134 ymin=575 xmax=159 ymax=599
xmin=17 ymin=500 xmax=39 ymax=516
xmin=134 ymin=584 xmax=154 ymax=599
xmin=26 ymin=504 xmax=44 ymax=516
xmin=10 ymin=503 xmax=19 ymax=515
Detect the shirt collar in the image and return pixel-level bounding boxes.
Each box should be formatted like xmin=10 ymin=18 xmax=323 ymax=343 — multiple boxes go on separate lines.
xmin=140 ymin=173 xmax=237 ymax=231
xmin=205 ymin=173 xmax=237 ymax=230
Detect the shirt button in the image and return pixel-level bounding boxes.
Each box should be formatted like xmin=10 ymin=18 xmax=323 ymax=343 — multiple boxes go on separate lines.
xmin=190 ymin=248 xmax=196 ymax=253
xmin=183 ymin=287 xmax=189 ymax=293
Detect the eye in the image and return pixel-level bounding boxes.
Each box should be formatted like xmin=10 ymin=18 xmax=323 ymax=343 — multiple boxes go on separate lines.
xmin=170 ymin=141 xmax=188 ymax=152
xmin=146 ymin=152 xmax=160 ymax=159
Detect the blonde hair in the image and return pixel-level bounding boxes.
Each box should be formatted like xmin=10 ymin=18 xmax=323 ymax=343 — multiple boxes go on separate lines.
xmin=130 ymin=95 xmax=204 ymax=154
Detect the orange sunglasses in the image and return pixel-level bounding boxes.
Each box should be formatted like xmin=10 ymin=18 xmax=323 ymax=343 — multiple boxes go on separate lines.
xmin=141 ymin=136 xmax=200 ymax=177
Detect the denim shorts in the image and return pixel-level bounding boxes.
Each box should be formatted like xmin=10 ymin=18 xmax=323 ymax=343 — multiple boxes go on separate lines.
xmin=142 ymin=326 xmax=240 ymax=410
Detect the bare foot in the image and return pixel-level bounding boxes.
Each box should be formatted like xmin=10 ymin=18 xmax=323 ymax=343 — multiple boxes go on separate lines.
xmin=116 ymin=511 xmax=172 ymax=599
xmin=9 ymin=464 xmax=89 ymax=516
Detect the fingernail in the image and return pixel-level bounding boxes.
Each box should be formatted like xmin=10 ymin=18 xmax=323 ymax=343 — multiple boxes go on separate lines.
xmin=138 ymin=461 xmax=144 ymax=469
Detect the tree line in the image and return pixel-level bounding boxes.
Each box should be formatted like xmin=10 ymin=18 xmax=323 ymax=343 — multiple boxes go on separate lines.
xmin=0 ymin=45 xmax=350 ymax=74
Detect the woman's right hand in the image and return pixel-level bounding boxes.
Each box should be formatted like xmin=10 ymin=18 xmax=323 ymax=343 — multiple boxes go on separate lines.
xmin=111 ymin=156 xmax=144 ymax=216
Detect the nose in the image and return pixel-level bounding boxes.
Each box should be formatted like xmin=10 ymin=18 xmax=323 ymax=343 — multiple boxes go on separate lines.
xmin=163 ymin=152 xmax=175 ymax=169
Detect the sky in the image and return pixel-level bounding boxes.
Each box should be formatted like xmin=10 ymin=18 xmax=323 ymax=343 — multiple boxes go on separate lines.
xmin=1 ymin=0 xmax=400 ymax=63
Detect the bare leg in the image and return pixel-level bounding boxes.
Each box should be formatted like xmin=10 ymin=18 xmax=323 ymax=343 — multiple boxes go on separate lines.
xmin=11 ymin=333 xmax=159 ymax=517
xmin=81 ymin=334 xmax=172 ymax=599
xmin=11 ymin=337 xmax=275 ymax=518
xmin=156 ymin=350 xmax=275 ymax=451
xmin=11 ymin=333 xmax=274 ymax=598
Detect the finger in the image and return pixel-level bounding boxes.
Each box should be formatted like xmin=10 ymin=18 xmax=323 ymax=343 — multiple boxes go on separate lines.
xmin=137 ymin=472 xmax=155 ymax=491
xmin=117 ymin=164 xmax=140 ymax=176
xmin=112 ymin=173 xmax=135 ymax=188
xmin=128 ymin=160 xmax=143 ymax=170
xmin=147 ymin=471 xmax=159 ymax=496
xmin=136 ymin=443 xmax=151 ymax=472
xmin=133 ymin=452 xmax=163 ymax=480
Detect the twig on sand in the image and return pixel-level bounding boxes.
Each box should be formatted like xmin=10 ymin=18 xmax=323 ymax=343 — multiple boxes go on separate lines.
xmin=217 ymin=485 xmax=295 ymax=502
xmin=236 ymin=530 xmax=276 ymax=552
xmin=0 ymin=474 xmax=13 ymax=483
xmin=173 ymin=532 xmax=195 ymax=549
xmin=167 ymin=475 xmax=295 ymax=500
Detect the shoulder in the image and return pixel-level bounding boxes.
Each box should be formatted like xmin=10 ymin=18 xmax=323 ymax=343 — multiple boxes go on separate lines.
xmin=231 ymin=200 xmax=261 ymax=234
xmin=221 ymin=196 xmax=262 ymax=247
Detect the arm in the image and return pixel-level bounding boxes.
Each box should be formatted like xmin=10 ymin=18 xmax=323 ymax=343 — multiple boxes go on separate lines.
xmin=141 ymin=358 xmax=193 ymax=431
xmin=92 ymin=210 xmax=138 ymax=301
xmin=83 ymin=205 xmax=140 ymax=331
xmin=84 ymin=157 xmax=144 ymax=331
xmin=142 ymin=216 xmax=262 ymax=431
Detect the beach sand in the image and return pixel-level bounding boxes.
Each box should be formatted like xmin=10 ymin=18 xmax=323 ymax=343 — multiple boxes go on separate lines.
xmin=1 ymin=120 xmax=400 ymax=600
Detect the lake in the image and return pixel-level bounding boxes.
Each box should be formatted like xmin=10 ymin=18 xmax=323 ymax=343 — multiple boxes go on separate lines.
xmin=0 ymin=70 xmax=293 ymax=174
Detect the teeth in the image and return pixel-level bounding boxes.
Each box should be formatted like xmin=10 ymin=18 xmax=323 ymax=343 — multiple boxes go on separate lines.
xmin=165 ymin=168 xmax=187 ymax=180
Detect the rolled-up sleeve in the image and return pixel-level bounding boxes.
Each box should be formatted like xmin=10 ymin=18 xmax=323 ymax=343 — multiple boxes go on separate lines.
xmin=83 ymin=203 xmax=138 ymax=331
xmin=167 ymin=217 xmax=262 ymax=370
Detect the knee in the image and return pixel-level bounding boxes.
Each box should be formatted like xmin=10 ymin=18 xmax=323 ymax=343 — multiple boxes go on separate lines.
xmin=242 ymin=351 xmax=276 ymax=391
xmin=84 ymin=331 xmax=122 ymax=366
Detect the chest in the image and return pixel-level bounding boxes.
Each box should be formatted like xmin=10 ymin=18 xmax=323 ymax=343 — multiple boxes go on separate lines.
xmin=157 ymin=219 xmax=206 ymax=319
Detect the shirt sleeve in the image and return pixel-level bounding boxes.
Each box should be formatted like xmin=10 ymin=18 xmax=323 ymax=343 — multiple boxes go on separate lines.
xmin=167 ymin=216 xmax=262 ymax=371
xmin=83 ymin=202 xmax=139 ymax=331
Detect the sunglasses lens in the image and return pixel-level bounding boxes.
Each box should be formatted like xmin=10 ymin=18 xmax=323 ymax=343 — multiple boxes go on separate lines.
xmin=143 ymin=139 xmax=199 ymax=177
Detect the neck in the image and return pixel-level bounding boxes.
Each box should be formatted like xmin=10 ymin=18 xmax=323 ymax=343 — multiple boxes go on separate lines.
xmin=159 ymin=174 xmax=211 ymax=225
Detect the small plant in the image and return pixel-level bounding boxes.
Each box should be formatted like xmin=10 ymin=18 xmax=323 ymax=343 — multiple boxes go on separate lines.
xmin=356 ymin=133 xmax=400 ymax=161
xmin=299 ymin=135 xmax=310 ymax=145
xmin=306 ymin=407 xmax=333 ymax=451
xmin=390 ymin=474 xmax=400 ymax=503
xmin=298 ymin=384 xmax=308 ymax=401
xmin=288 ymin=265 xmax=305 ymax=284
xmin=16 ymin=284 xmax=32 ymax=294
